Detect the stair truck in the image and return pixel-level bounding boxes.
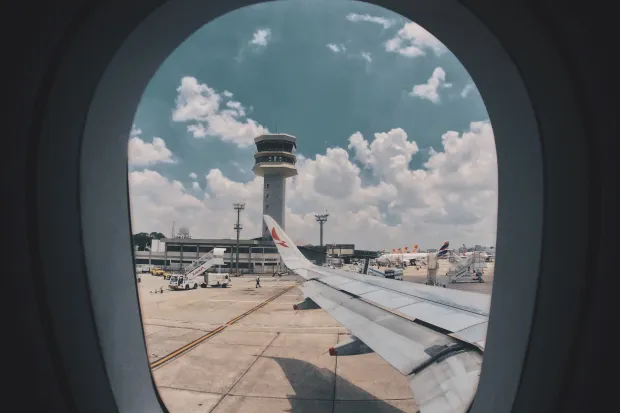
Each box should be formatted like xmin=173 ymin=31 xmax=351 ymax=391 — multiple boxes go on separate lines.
xmin=168 ymin=248 xmax=226 ymax=291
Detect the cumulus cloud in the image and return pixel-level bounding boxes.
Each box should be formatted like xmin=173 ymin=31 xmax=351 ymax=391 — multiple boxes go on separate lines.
xmin=250 ymin=28 xmax=271 ymax=46
xmin=349 ymin=128 xmax=419 ymax=180
xmin=128 ymin=169 xmax=204 ymax=234
xmin=410 ymin=67 xmax=450 ymax=103
xmin=172 ymin=76 xmax=268 ymax=147
xmin=346 ymin=13 xmax=395 ymax=29
xmin=128 ymin=127 xmax=175 ymax=166
xmin=360 ymin=52 xmax=372 ymax=63
xmin=326 ymin=43 xmax=346 ymax=53
xmin=385 ymin=22 xmax=445 ymax=58
xmin=189 ymin=172 xmax=197 ymax=179
xmin=129 ymin=122 xmax=497 ymax=249
xmin=192 ymin=181 xmax=200 ymax=190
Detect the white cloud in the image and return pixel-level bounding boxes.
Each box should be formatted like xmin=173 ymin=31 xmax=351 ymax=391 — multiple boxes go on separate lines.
xmin=410 ymin=67 xmax=450 ymax=103
xmin=385 ymin=22 xmax=445 ymax=58
xmin=129 ymin=122 xmax=497 ymax=249
xmin=223 ymin=90 xmax=233 ymax=98
xmin=349 ymin=128 xmax=419 ymax=181
xmin=346 ymin=13 xmax=395 ymax=29
xmin=128 ymin=169 xmax=204 ymax=234
xmin=192 ymin=181 xmax=201 ymax=191
xmin=326 ymin=43 xmax=346 ymax=53
xmin=361 ymin=52 xmax=372 ymax=63
xmin=461 ymin=83 xmax=476 ymax=98
xmin=128 ymin=129 xmax=175 ymax=166
xmin=172 ymin=76 xmax=268 ymax=147
xmin=250 ymin=28 xmax=271 ymax=46
xmin=189 ymin=172 xmax=198 ymax=179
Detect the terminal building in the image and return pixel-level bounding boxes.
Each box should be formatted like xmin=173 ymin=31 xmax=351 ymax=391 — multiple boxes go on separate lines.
xmin=134 ymin=238 xmax=283 ymax=273
xmin=133 ymin=132 xmax=380 ymax=273
xmin=134 ymin=239 xmax=379 ymax=273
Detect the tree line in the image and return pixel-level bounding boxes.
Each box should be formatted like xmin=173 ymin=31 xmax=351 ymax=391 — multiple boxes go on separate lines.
xmin=132 ymin=232 xmax=166 ymax=251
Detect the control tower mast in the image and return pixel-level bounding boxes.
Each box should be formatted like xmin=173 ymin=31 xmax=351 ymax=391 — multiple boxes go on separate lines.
xmin=252 ymin=133 xmax=298 ymax=239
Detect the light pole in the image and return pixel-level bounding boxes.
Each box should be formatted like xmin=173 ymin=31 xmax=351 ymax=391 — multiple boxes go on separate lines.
xmin=315 ymin=213 xmax=329 ymax=266
xmin=233 ymin=203 xmax=245 ymax=275
xmin=314 ymin=213 xmax=329 ymax=247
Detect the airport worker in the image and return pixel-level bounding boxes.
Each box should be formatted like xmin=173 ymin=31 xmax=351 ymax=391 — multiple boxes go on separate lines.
xmin=256 ymin=275 xmax=261 ymax=288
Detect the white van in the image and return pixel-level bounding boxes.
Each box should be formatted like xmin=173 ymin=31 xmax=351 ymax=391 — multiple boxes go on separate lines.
xmin=201 ymin=273 xmax=231 ymax=288
xmin=384 ymin=268 xmax=404 ymax=280
xmin=135 ymin=264 xmax=151 ymax=273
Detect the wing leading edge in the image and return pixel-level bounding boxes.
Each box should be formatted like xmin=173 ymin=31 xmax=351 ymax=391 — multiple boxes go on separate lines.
xmin=264 ymin=215 xmax=488 ymax=413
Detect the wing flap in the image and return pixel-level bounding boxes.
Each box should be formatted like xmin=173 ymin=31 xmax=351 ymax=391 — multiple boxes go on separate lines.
xmin=449 ymin=322 xmax=488 ymax=350
xmin=301 ymin=280 xmax=459 ymax=375
xmin=408 ymin=350 xmax=482 ymax=413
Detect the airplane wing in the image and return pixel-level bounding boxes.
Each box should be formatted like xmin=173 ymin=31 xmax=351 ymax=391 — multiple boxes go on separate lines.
xmin=264 ymin=215 xmax=489 ymax=413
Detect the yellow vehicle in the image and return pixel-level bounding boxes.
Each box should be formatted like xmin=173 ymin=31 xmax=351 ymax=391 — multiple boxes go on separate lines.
xmin=150 ymin=268 xmax=169 ymax=279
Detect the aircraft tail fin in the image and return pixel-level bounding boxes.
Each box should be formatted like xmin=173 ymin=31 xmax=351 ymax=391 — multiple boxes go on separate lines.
xmin=263 ymin=215 xmax=312 ymax=271
xmin=437 ymin=241 xmax=450 ymax=257
xmin=412 ymin=244 xmax=419 ymax=253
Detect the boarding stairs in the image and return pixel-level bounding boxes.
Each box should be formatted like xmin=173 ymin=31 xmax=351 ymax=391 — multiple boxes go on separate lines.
xmin=446 ymin=252 xmax=488 ymax=283
xmin=182 ymin=248 xmax=225 ymax=281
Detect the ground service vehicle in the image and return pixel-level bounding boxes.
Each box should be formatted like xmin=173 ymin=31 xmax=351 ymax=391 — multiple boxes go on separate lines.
xmin=167 ymin=248 xmax=225 ymax=291
xmin=201 ymin=272 xmax=231 ymax=288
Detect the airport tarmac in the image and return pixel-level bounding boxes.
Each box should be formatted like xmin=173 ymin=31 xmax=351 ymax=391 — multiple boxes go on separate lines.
xmin=138 ymin=264 xmax=493 ymax=413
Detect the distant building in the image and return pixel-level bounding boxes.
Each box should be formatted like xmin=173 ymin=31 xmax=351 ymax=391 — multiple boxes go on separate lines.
xmin=326 ymin=244 xmax=355 ymax=257
xmin=134 ymin=239 xmax=379 ymax=272
xmin=134 ymin=238 xmax=283 ymax=274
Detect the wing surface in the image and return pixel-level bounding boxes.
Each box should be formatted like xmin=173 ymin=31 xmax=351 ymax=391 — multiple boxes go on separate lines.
xmin=264 ymin=215 xmax=489 ymax=413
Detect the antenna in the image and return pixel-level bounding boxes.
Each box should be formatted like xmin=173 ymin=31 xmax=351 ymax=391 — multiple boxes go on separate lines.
xmin=171 ymin=221 xmax=176 ymax=239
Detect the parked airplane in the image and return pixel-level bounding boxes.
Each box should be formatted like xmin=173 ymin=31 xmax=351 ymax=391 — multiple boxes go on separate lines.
xmin=455 ymin=244 xmax=495 ymax=262
xmin=377 ymin=241 xmax=450 ymax=266
xmin=265 ymin=215 xmax=487 ymax=413
xmin=459 ymin=244 xmax=491 ymax=262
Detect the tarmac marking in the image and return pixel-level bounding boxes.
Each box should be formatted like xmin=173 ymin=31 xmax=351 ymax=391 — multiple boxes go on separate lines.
xmin=150 ymin=285 xmax=296 ymax=369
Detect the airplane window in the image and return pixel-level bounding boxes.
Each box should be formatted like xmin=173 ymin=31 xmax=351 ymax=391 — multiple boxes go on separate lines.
xmin=127 ymin=1 xmax=497 ymax=412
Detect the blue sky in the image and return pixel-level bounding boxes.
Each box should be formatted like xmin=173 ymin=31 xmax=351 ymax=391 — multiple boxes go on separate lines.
xmin=128 ymin=0 xmax=497 ymax=250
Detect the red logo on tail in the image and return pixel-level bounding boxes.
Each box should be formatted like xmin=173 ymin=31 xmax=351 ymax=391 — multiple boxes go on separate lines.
xmin=271 ymin=227 xmax=289 ymax=248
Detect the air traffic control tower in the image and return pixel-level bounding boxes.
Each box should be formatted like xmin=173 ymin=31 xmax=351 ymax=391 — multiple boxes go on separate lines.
xmin=252 ymin=133 xmax=298 ymax=239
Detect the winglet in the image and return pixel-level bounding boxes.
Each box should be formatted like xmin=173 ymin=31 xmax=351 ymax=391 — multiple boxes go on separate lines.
xmin=263 ymin=215 xmax=312 ymax=271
